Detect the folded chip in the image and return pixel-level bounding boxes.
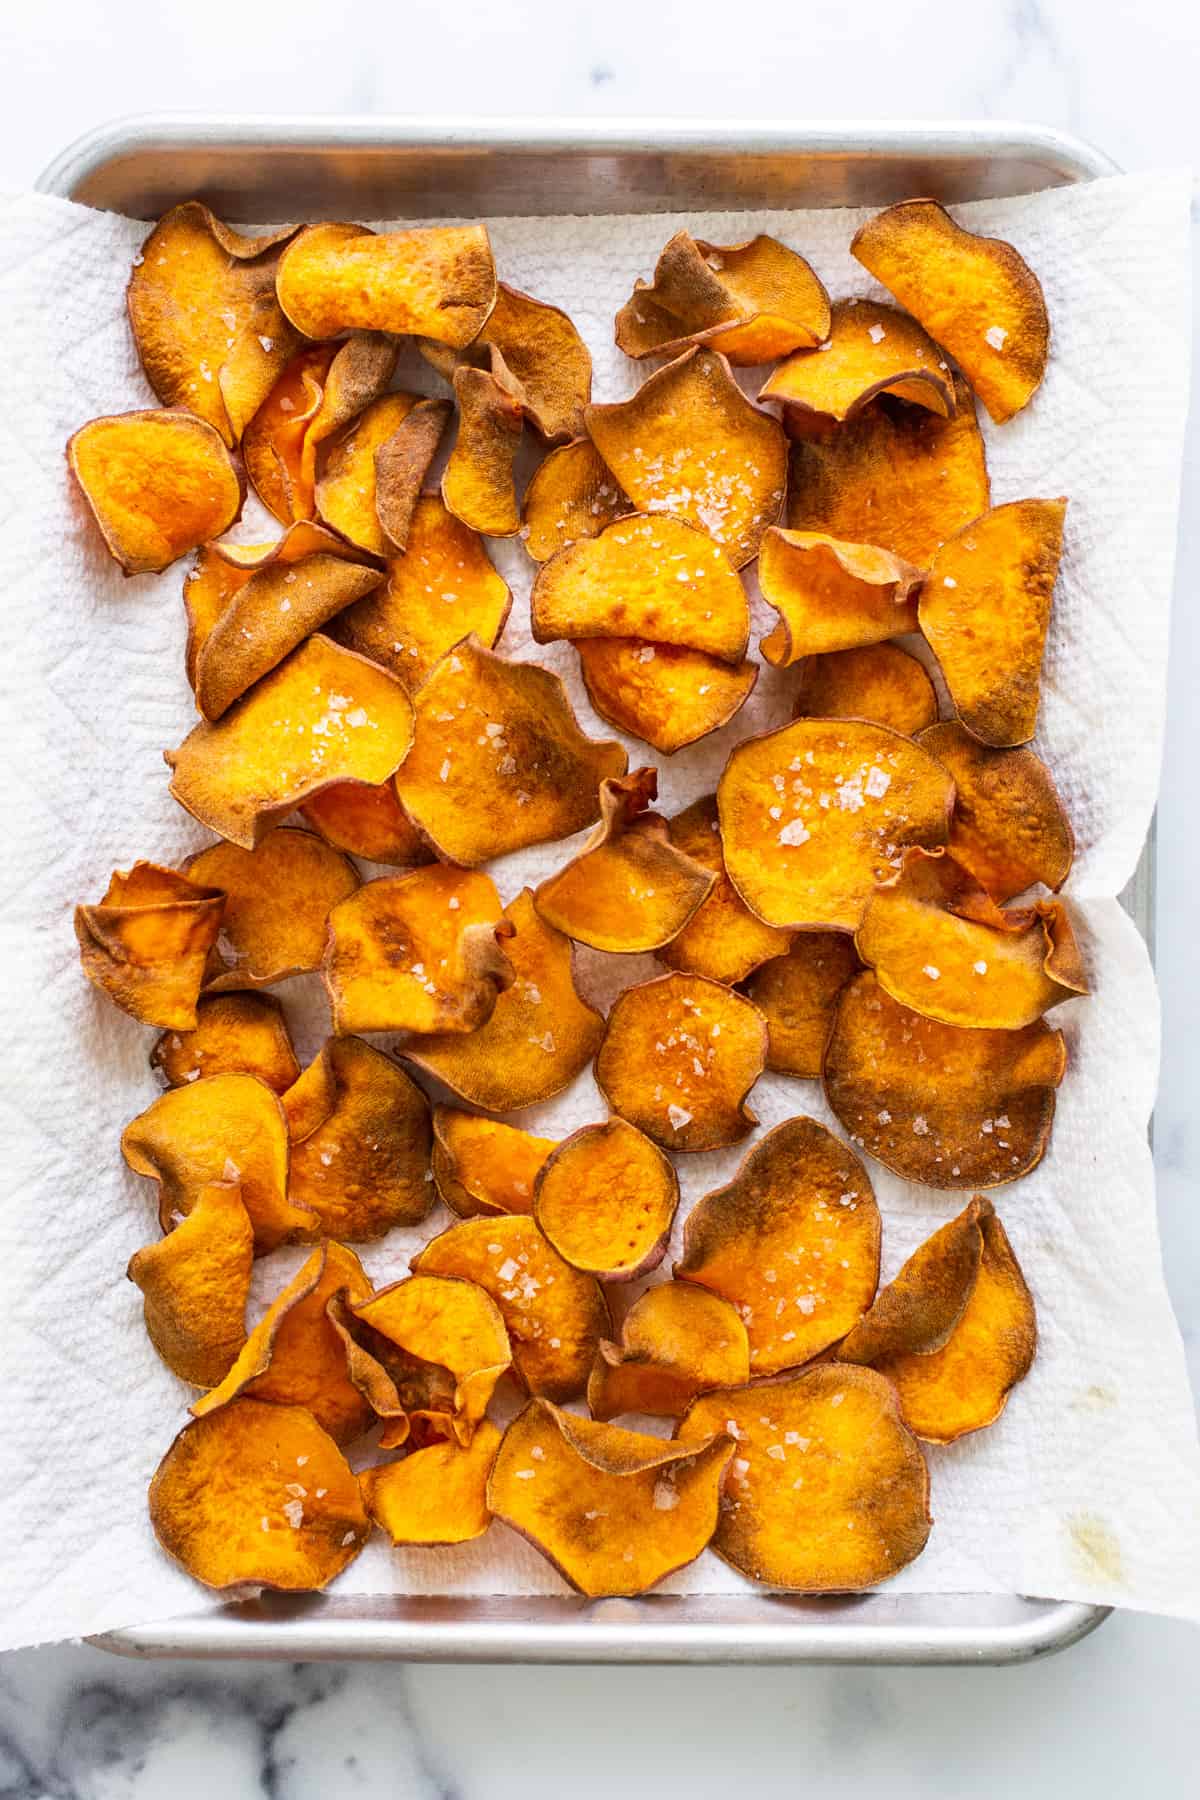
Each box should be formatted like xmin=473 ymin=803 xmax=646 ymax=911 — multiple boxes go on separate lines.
xmin=761 ymin=299 xmax=954 ymax=424
xmin=431 ymin=1107 xmax=556 ymax=1219
xmin=758 ymin=530 xmax=923 ymax=664
xmin=587 ymin=1282 xmax=750 ymax=1422
xmin=424 ymin=282 xmax=592 ymax=443
xmin=533 ymin=1116 xmax=679 ymax=1281
xmin=75 ymin=861 xmax=225 ymax=1029
xmin=301 ymin=778 xmax=433 ymax=868
xmin=315 ymin=392 xmax=450 ymax=555
xmin=917 ymin=721 xmax=1073 ymax=902
xmin=276 ymin=221 xmax=496 ymax=345
xmin=658 ymin=797 xmax=792 ymax=984
xmin=794 ymin=643 xmax=938 ymax=737
xmin=361 ymin=1418 xmax=503 ymax=1546
xmin=521 ymin=438 xmax=629 ymax=561
xmin=839 ymin=1196 xmax=988 ymax=1367
xmin=68 ymin=410 xmax=243 ymax=575
xmin=127 ymin=1180 xmax=253 ymax=1388
xmin=242 ymin=344 xmax=337 ymax=523
xmin=744 ymin=932 xmax=862 ymax=1079
xmin=151 ymin=991 xmax=300 ymax=1094
xmin=577 ymin=639 xmax=757 ymax=756
xmin=615 ymin=231 xmax=830 ymax=364
xmin=188 ymin=827 xmax=359 ymax=989
xmin=442 ymin=366 xmax=525 ymax=536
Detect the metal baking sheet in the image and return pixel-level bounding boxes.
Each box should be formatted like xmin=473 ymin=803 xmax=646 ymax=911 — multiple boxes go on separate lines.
xmin=39 ymin=114 xmax=1139 ymax=1665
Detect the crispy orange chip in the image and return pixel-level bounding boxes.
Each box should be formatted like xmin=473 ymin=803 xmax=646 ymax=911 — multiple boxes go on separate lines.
xmin=127 ymin=1180 xmax=253 ymax=1387
xmin=243 ymin=344 xmax=338 ymax=523
xmin=616 ymin=232 xmax=830 ymax=365
xmin=442 ymin=366 xmax=525 ymax=536
xmin=414 ymin=1213 xmax=610 ymax=1403
xmin=521 ymin=438 xmax=629 ymax=561
xmin=68 ymin=410 xmax=242 ymax=576
xmin=852 ymin=199 xmax=1049 ymax=424
xmin=917 ymin=721 xmax=1073 ymax=902
xmin=678 ymin=1365 xmax=930 ymax=1591
xmin=347 ymin=1273 xmax=511 ymax=1447
xmin=744 ymin=933 xmax=861 ymax=1079
xmin=168 ymin=635 xmax=415 ymax=849
xmin=324 ymin=866 xmax=514 ymax=1035
xmin=759 ymin=530 xmax=922 ymax=665
xmin=794 ymin=643 xmax=938 ymax=737
xmin=840 ymin=1197 xmax=987 ymax=1367
xmin=761 ymin=299 xmax=954 ymax=424
xmin=315 ymin=391 xmax=450 ymax=556
xmin=578 ymin=637 xmax=757 ymax=755
xmin=659 ymin=797 xmax=792 ymax=984
xmin=596 ymin=972 xmax=767 ymax=1153
xmin=361 ymin=1418 xmax=503 ymax=1546
xmin=188 ymin=827 xmax=359 ymax=989
xmin=75 ymin=861 xmax=224 ymax=1029
xmin=718 ymin=717 xmax=954 ymax=931
xmin=587 ymin=349 xmax=787 ymax=567
xmin=677 ymin=1116 xmax=880 ymax=1372
xmin=587 ymin=1283 xmax=750 ymax=1421
xmin=432 ymin=1108 xmax=555 ymax=1219
xmin=276 ymin=221 xmax=496 ymax=346
xmin=533 ymin=1117 xmax=679 ymax=1281
xmin=301 ymin=778 xmax=432 ymax=868
xmin=920 ymin=499 xmax=1067 ymax=748
xmin=150 ymin=1398 xmax=369 ymax=1591
xmin=393 ymin=638 xmax=625 ymax=867
xmin=425 ymin=283 xmax=593 ymax=443
xmin=488 ymin=1399 xmax=732 ymax=1596
xmin=151 ymin=991 xmax=300 ymax=1094
xmin=823 ymin=970 xmax=1066 ymax=1188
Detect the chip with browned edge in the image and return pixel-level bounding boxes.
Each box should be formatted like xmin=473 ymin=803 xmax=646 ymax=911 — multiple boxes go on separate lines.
xmin=794 ymin=643 xmax=938 ymax=737
xmin=758 ymin=530 xmax=923 ymax=664
xmin=839 ymin=1196 xmax=987 ymax=1367
xmin=75 ymin=861 xmax=225 ymax=1029
xmin=315 ymin=392 xmax=451 ymax=555
xmin=744 ymin=933 xmax=862 ymax=1079
xmin=521 ymin=438 xmax=629 ymax=561
xmin=151 ymin=991 xmax=300 ymax=1094
xmin=578 ymin=638 xmax=758 ymax=756
xmin=533 ymin=1117 xmax=679 ymax=1281
xmin=442 ymin=366 xmax=525 ymax=536
xmin=432 ymin=1108 xmax=556 ymax=1219
xmin=301 ymin=778 xmax=433 ymax=868
xmin=68 ymin=410 xmax=243 ymax=576
xmin=760 ymin=299 xmax=954 ymax=424
xmin=276 ymin=221 xmax=496 ymax=345
xmin=127 ymin=1180 xmax=253 ymax=1387
xmin=917 ymin=721 xmax=1073 ymax=903
xmin=188 ymin=828 xmax=359 ymax=989
xmin=587 ymin=1282 xmax=750 ymax=1421
xmin=361 ymin=1418 xmax=503 ymax=1546
xmin=616 ymin=232 xmax=830 ymax=365
xmin=424 ymin=283 xmax=593 ymax=443
xmin=242 ymin=344 xmax=337 ymax=523
xmin=659 ymin=797 xmax=792 ymax=984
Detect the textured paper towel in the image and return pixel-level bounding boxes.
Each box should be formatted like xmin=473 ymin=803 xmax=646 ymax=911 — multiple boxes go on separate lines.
xmin=0 ymin=171 xmax=1197 ymax=1651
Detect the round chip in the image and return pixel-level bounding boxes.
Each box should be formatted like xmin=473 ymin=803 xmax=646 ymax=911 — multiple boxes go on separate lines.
xmin=188 ymin=827 xmax=359 ymax=990
xmin=658 ymin=796 xmax=792 ymax=985
xmin=347 ymin=1273 xmax=512 ymax=1447
xmin=431 ymin=1107 xmax=556 ymax=1219
xmin=521 ymin=438 xmax=628 ymax=562
xmin=361 ymin=1419 xmax=503 ymax=1547
xmin=75 ymin=861 xmax=225 ymax=1030
xmin=760 ymin=299 xmax=954 ymax=424
xmin=275 ymin=221 xmax=497 ymax=345
xmin=744 ymin=932 xmax=862 ymax=1079
xmin=442 ymin=365 xmax=525 ymax=536
xmin=758 ymin=530 xmax=923 ymax=665
xmin=587 ymin=1282 xmax=750 ymax=1421
xmin=577 ymin=638 xmax=758 ymax=756
xmin=533 ymin=1117 xmax=679 ymax=1281
xmin=839 ymin=1196 xmax=988 ymax=1368
xmin=615 ymin=232 xmax=830 ymax=365
xmin=300 ymin=778 xmax=433 ymax=868
xmin=917 ymin=722 xmax=1073 ymax=903
xmin=126 ymin=1180 xmax=253 ymax=1388
xmin=68 ymin=409 xmax=243 ymax=576
xmin=151 ymin=991 xmax=300 ymax=1094
xmin=794 ymin=643 xmax=938 ymax=737
xmin=425 ymin=282 xmax=593 ymax=443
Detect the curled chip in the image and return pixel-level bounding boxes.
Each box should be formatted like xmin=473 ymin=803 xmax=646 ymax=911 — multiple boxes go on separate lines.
xmin=432 ymin=1108 xmax=555 ymax=1219
xmin=917 ymin=721 xmax=1073 ymax=902
xmin=488 ymin=1399 xmax=733 ymax=1597
xmin=744 ymin=933 xmax=862 ymax=1079
xmin=276 ymin=221 xmax=496 ymax=346
xmin=393 ymin=637 xmax=625 ymax=867
xmin=717 ymin=717 xmax=954 ymax=931
xmin=424 ymin=283 xmax=593 ymax=443
xmin=121 ymin=1071 xmax=313 ymax=1253
xmin=760 ymin=299 xmax=954 ymax=424
xmin=75 ymin=861 xmax=224 ymax=1029
xmin=188 ymin=827 xmax=359 ymax=989
xmin=533 ymin=1117 xmax=679 ymax=1281
xmin=415 ymin=1214 xmax=610 ymax=1403
xmin=403 ymin=889 xmax=603 ymax=1112
xmin=167 ymin=634 xmax=414 ymax=849
xmin=324 ymin=866 xmax=514 ymax=1035
xmin=678 ymin=1365 xmax=930 ymax=1591
xmin=534 ymin=769 xmax=715 ymax=954
xmin=521 ymin=438 xmax=628 ymax=561
xmin=852 ymin=199 xmax=1049 ymax=424
xmin=442 ymin=366 xmax=525 ymax=536
xmin=795 ymin=643 xmax=938 ymax=737
xmin=758 ymin=530 xmax=922 ymax=664
xmin=587 ymin=349 xmax=787 ymax=567
xmin=127 ymin=1180 xmax=253 ymax=1388
xmin=242 ymin=344 xmax=336 ymax=523
xmin=151 ymin=991 xmax=300 ymax=1094
xmin=127 ymin=203 xmax=299 ymax=447
xmin=68 ymin=410 xmax=242 ymax=576
xmin=587 ymin=1283 xmax=750 ymax=1421
xmin=532 ymin=514 xmax=749 ymax=662
xmin=596 ymin=972 xmax=767 ymax=1153
xmin=344 ymin=1273 xmax=511 ymax=1448
xmin=840 ymin=1196 xmax=987 ymax=1367
xmin=823 ymin=970 xmax=1066 ymax=1188
xmin=578 ymin=638 xmax=757 ymax=755
xmin=301 ymin=778 xmax=432 ymax=868
xmin=315 ymin=392 xmax=450 ymax=555
xmin=285 ymin=1038 xmax=433 ymax=1240
xmin=855 ymin=847 xmax=1087 ymax=1029
xmin=331 ymin=494 xmax=511 ymax=690
xmin=920 ymin=499 xmax=1067 ymax=747
xmin=676 ymin=1116 xmax=880 ymax=1372
xmin=615 ymin=231 xmax=830 ymax=364
xmin=361 ymin=1418 xmax=502 ymax=1546
xmin=787 ymin=375 xmax=989 ymax=568
xmin=659 ymin=797 xmax=791 ymax=984
xmin=149 ymin=1399 xmax=369 ymax=1592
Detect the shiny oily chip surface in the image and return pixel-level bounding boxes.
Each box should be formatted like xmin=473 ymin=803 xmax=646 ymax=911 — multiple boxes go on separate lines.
xmin=75 ymin=861 xmax=224 ymax=1030
xmin=678 ymin=1365 xmax=931 ymax=1592
xmin=315 ymin=391 xmax=450 ymax=555
xmin=301 ymin=778 xmax=433 ymax=868
xmin=578 ymin=637 xmax=757 ymax=756
xmin=659 ymin=796 xmax=792 ymax=985
xmin=432 ymin=1109 xmax=555 ymax=1219
xmin=917 ymin=722 xmax=1073 ymax=903
xmin=275 ymin=221 xmax=497 ymax=345
xmin=127 ymin=1180 xmax=254 ymax=1388
xmin=488 ymin=1399 xmax=733 ymax=1597
xmin=533 ymin=1117 xmax=679 ymax=1282
xmin=794 ymin=643 xmax=938 ymax=737
xmin=758 ymin=530 xmax=922 ymax=665
xmin=242 ymin=343 xmax=337 ymax=524
xmin=744 ymin=932 xmax=862 ymax=1080
xmin=188 ymin=827 xmax=359 ymax=989
xmin=68 ymin=409 xmax=242 ymax=576
xmin=425 ymin=282 xmax=593 ymax=443
xmin=676 ymin=1115 xmax=881 ymax=1373
xmin=595 ymin=971 xmax=767 ymax=1153
xmin=149 ymin=1398 xmax=369 ymax=1592
xmin=823 ymin=970 xmax=1066 ymax=1189
xmin=349 ymin=1273 xmax=512 ymax=1447
xmin=441 ymin=365 xmax=525 ymax=536
xmin=588 ymin=1282 xmax=750 ymax=1422
xmin=760 ymin=299 xmax=954 ymax=423
xmin=717 ymin=717 xmax=954 ymax=931
xmin=840 ymin=1196 xmax=988 ymax=1367
xmin=521 ymin=438 xmax=628 ymax=561
xmin=151 ymin=991 xmax=300 ymax=1094
xmin=361 ymin=1418 xmax=503 ymax=1546
xmin=615 ymin=231 xmax=830 ymax=364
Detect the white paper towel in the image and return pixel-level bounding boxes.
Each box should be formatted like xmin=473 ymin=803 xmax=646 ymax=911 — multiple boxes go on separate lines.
xmin=1 ymin=171 xmax=1197 ymax=1651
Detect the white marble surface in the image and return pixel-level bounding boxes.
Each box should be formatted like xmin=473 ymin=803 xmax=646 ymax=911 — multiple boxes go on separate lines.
xmin=1 ymin=0 xmax=1197 ymax=1791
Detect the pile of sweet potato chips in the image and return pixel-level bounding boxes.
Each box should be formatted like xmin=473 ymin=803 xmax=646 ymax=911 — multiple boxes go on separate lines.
xmin=72 ymin=194 xmax=1081 ymax=1601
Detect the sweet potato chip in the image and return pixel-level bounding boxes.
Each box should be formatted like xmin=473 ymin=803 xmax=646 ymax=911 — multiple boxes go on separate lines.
xmin=75 ymin=861 xmax=224 ymax=1029
xmin=121 ymin=1071 xmax=314 ymax=1252
xmin=324 ymin=866 xmax=514 ymax=1035
xmin=917 ymin=721 xmax=1073 ymax=902
xmin=167 ymin=635 xmax=415 ymax=849
xmin=68 ymin=410 xmax=242 ymax=576
xmin=823 ymin=971 xmax=1066 ymax=1188
xmin=151 ymin=991 xmax=300 ymax=1094
xmin=521 ymin=438 xmax=628 ymax=561
xmin=242 ymin=344 xmax=338 ymax=524
xmin=439 ymin=366 xmax=526 ymax=537
xmin=425 ymin=283 xmax=592 ymax=443
xmin=586 ymin=349 xmax=787 ymax=567
xmin=284 ymin=1038 xmax=433 ymax=1240
xmin=758 ymin=530 xmax=922 ymax=665
xmin=596 ymin=972 xmax=767 ymax=1153
xmin=127 ymin=203 xmax=300 ymax=447
xmin=315 ymin=392 xmax=450 ymax=556
xmin=717 ymin=717 xmax=954 ymax=930
xmin=920 ymin=499 xmax=1067 ymax=747
xmin=188 ymin=827 xmax=359 ymax=989
xmin=760 ymin=299 xmax=954 ymax=424
xmin=276 ymin=221 xmax=496 ymax=346
xmin=744 ymin=933 xmax=862 ymax=1079
xmin=839 ymin=1197 xmax=987 ymax=1367
xmin=149 ymin=1398 xmax=369 ymax=1591
xmin=347 ymin=1273 xmax=511 ymax=1447
xmin=533 ymin=1117 xmax=679 ymax=1281
xmin=678 ymin=1364 xmax=930 ymax=1590
xmin=432 ymin=1108 xmax=555 ymax=1219
xmin=616 ymin=232 xmax=830 ymax=365
xmin=658 ymin=797 xmax=791 ymax=984
xmin=488 ymin=1399 xmax=733 ymax=1596
xmin=794 ymin=643 xmax=938 ymax=736
xmin=127 ymin=1180 xmax=253 ymax=1387
xmin=301 ymin=778 xmax=433 ymax=868
xmin=577 ymin=638 xmax=757 ymax=755
xmin=361 ymin=1418 xmax=503 ymax=1546
xmin=852 ymin=199 xmax=1049 ymax=424
xmin=393 ymin=638 xmax=625 ymax=866
xmin=331 ymin=494 xmax=511 ymax=690
xmin=587 ymin=1282 xmax=750 ymax=1421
